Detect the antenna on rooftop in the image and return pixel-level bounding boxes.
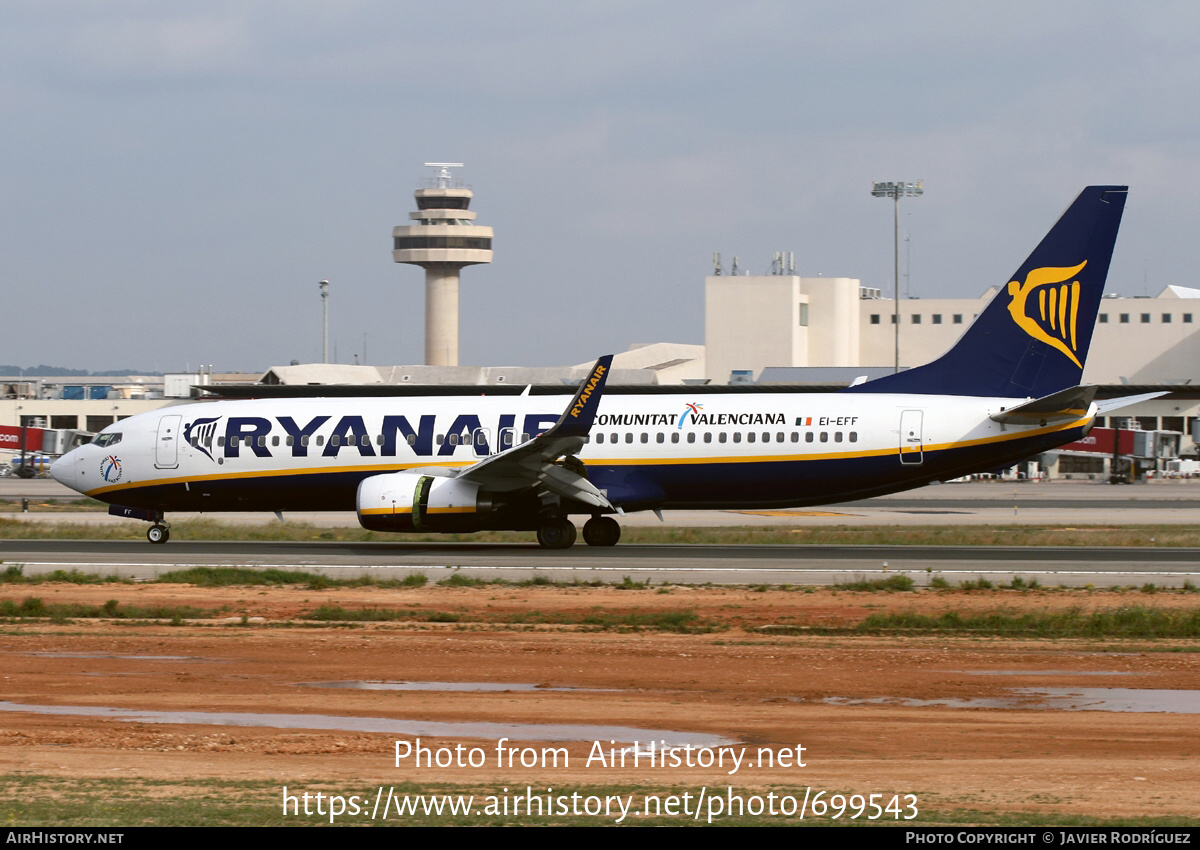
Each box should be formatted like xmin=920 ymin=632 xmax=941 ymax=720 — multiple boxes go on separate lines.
xmin=425 ymin=162 xmax=464 ymax=188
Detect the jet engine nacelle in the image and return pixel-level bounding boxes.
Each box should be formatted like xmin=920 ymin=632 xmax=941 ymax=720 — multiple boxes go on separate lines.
xmin=356 ymin=471 xmax=490 ymax=533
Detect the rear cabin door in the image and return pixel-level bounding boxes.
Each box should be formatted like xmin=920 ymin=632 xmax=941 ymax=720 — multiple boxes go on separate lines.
xmin=155 ymin=415 xmax=182 ymax=469
xmin=899 ymin=409 xmax=924 ymax=465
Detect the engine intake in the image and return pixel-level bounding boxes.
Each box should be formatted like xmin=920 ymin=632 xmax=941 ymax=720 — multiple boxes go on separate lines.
xmin=357 ymin=471 xmax=487 ymax=532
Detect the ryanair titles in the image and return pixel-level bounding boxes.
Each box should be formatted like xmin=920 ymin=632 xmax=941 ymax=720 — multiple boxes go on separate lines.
xmin=187 ymin=412 xmax=562 ymax=462
xmin=183 ymin=404 xmax=790 ymax=463
xmin=569 ymin=363 xmax=607 ymax=419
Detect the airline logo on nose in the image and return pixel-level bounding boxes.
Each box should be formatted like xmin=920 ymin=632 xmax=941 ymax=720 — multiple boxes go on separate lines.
xmin=100 ymin=455 xmax=122 ymax=483
xmin=183 ymin=417 xmax=220 ymax=462
xmin=1006 ymin=261 xmax=1088 ymax=368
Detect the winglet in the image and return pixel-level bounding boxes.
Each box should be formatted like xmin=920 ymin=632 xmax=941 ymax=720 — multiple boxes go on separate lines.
xmin=548 ymin=355 xmax=613 ymax=438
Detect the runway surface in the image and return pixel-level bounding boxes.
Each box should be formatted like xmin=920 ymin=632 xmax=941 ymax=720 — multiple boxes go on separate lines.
xmin=3 ymin=478 xmax=1198 ymax=586
xmin=3 ymin=539 xmax=1198 ymax=588
xmin=6 ymin=478 xmax=1200 ymax=527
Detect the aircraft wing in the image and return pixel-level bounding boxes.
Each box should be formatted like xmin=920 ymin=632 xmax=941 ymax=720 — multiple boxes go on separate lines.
xmin=989 ymin=385 xmax=1097 ymax=426
xmin=452 ymin=355 xmax=615 ymax=509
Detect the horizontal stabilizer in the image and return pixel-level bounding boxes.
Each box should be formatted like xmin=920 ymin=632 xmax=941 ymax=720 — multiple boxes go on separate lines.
xmin=1095 ymin=391 xmax=1169 ymax=416
xmin=989 ymin=385 xmax=1096 ymax=426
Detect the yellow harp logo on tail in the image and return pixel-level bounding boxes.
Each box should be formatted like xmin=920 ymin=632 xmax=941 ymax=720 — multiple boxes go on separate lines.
xmin=1006 ymin=261 xmax=1088 ymax=368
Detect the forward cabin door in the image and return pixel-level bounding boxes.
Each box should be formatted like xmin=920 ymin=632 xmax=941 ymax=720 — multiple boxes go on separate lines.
xmin=155 ymin=414 xmax=182 ymax=469
xmin=899 ymin=409 xmax=924 ymax=465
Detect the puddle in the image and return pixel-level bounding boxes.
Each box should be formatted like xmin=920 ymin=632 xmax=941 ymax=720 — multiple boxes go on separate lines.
xmin=79 ymin=673 xmax=143 ymax=677
xmin=957 ymin=670 xmax=1143 ymax=677
xmin=1016 ymin=688 xmax=1200 ymax=713
xmin=823 ymin=696 xmax=1024 ymax=709
xmin=823 ymin=687 xmax=1200 ymax=713
xmin=24 ymin=653 xmax=205 ymax=661
xmin=300 ymin=681 xmax=611 ymax=692
xmin=0 ymin=702 xmax=734 ymax=746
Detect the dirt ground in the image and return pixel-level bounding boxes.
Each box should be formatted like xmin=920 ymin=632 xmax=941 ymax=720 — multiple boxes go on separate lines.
xmin=2 ymin=581 xmax=1198 ymax=824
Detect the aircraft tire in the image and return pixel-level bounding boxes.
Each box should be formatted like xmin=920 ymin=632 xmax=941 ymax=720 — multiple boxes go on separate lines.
xmin=147 ymin=525 xmax=170 ymax=545
xmin=536 ymin=518 xmax=577 ymax=549
xmin=582 ymin=516 xmax=621 ymax=547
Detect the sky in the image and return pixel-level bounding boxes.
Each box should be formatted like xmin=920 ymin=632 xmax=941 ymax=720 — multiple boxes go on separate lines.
xmin=3 ymin=1 xmax=1199 ymax=374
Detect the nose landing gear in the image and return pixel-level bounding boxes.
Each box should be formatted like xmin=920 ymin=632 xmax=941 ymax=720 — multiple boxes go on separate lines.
xmin=142 ymin=509 xmax=171 ymax=544
xmin=147 ymin=523 xmax=171 ymax=544
xmin=106 ymin=505 xmax=172 ymax=544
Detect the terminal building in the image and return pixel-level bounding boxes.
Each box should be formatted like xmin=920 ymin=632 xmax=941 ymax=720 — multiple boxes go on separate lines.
xmin=705 ymin=271 xmax=1200 ymax=387
xmin=702 ymin=266 xmax=1200 ymax=476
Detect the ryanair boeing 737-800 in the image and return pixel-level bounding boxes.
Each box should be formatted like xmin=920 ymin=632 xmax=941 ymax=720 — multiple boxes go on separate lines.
xmin=51 ymin=186 xmax=1143 ymax=548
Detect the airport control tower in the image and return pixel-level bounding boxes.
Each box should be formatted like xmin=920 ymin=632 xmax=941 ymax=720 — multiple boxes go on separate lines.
xmin=392 ymin=163 xmax=494 ymax=367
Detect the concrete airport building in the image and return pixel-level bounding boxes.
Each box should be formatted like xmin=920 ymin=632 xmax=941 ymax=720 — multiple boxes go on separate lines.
xmin=705 ymin=272 xmax=1200 ymax=388
xmin=702 ymin=269 xmax=1200 ymax=474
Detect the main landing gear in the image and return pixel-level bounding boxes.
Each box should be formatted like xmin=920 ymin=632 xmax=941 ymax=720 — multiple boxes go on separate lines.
xmin=535 ymin=516 xmax=622 ymax=549
xmin=582 ymin=515 xmax=621 ymax=547
xmin=536 ymin=518 xmax=576 ymax=549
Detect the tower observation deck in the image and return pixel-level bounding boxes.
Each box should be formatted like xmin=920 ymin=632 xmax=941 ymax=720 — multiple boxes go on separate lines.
xmin=392 ymin=163 xmax=494 ymax=367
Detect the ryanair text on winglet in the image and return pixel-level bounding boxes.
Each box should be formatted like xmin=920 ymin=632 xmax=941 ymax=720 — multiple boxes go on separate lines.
xmin=570 ymin=364 xmax=607 ymax=419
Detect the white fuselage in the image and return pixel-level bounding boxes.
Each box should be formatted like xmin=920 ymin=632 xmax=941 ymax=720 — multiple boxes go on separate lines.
xmin=52 ymin=390 xmax=1092 ymax=517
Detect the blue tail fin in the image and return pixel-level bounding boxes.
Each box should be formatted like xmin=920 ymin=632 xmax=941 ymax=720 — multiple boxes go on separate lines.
xmin=847 ymin=185 xmax=1127 ymax=397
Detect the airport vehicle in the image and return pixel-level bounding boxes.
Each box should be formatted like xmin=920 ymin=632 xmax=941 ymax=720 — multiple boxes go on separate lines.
xmin=51 ymin=186 xmax=1135 ymax=547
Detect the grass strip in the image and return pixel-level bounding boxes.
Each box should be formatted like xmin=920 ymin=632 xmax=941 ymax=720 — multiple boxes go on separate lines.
xmin=0 ymin=596 xmax=214 ymax=621
xmin=851 ymin=605 xmax=1200 ymax=638
xmin=304 ymin=604 xmax=460 ymax=623
xmin=4 ymin=516 xmax=1200 ymax=547
xmin=2 ymin=566 xmax=640 ymax=590
xmin=302 ymin=603 xmax=720 ymax=633
xmin=0 ymin=775 xmax=1195 ymax=827
xmin=834 ymin=575 xmax=915 ymax=592
xmin=1 ymin=565 xmax=128 ymax=585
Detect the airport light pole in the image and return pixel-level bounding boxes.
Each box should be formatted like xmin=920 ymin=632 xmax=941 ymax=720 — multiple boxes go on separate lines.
xmin=319 ymin=280 xmax=330 ymax=364
xmin=871 ymin=181 xmax=923 ymax=373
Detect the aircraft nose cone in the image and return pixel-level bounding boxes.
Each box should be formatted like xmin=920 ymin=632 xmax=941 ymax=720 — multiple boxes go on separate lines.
xmin=49 ymin=453 xmax=77 ymax=490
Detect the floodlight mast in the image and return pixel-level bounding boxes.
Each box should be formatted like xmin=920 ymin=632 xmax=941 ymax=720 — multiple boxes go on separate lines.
xmin=871 ymin=181 xmax=923 ymax=373
xmin=319 ymin=279 xmax=330 ymax=364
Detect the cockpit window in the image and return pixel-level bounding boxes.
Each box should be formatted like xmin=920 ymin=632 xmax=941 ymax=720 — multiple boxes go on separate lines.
xmin=93 ymin=433 xmax=122 ymax=448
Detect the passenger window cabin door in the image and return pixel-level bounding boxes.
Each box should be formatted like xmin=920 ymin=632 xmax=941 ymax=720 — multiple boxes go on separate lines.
xmin=155 ymin=415 xmax=182 ymax=469
xmin=899 ymin=410 xmax=924 ymax=465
